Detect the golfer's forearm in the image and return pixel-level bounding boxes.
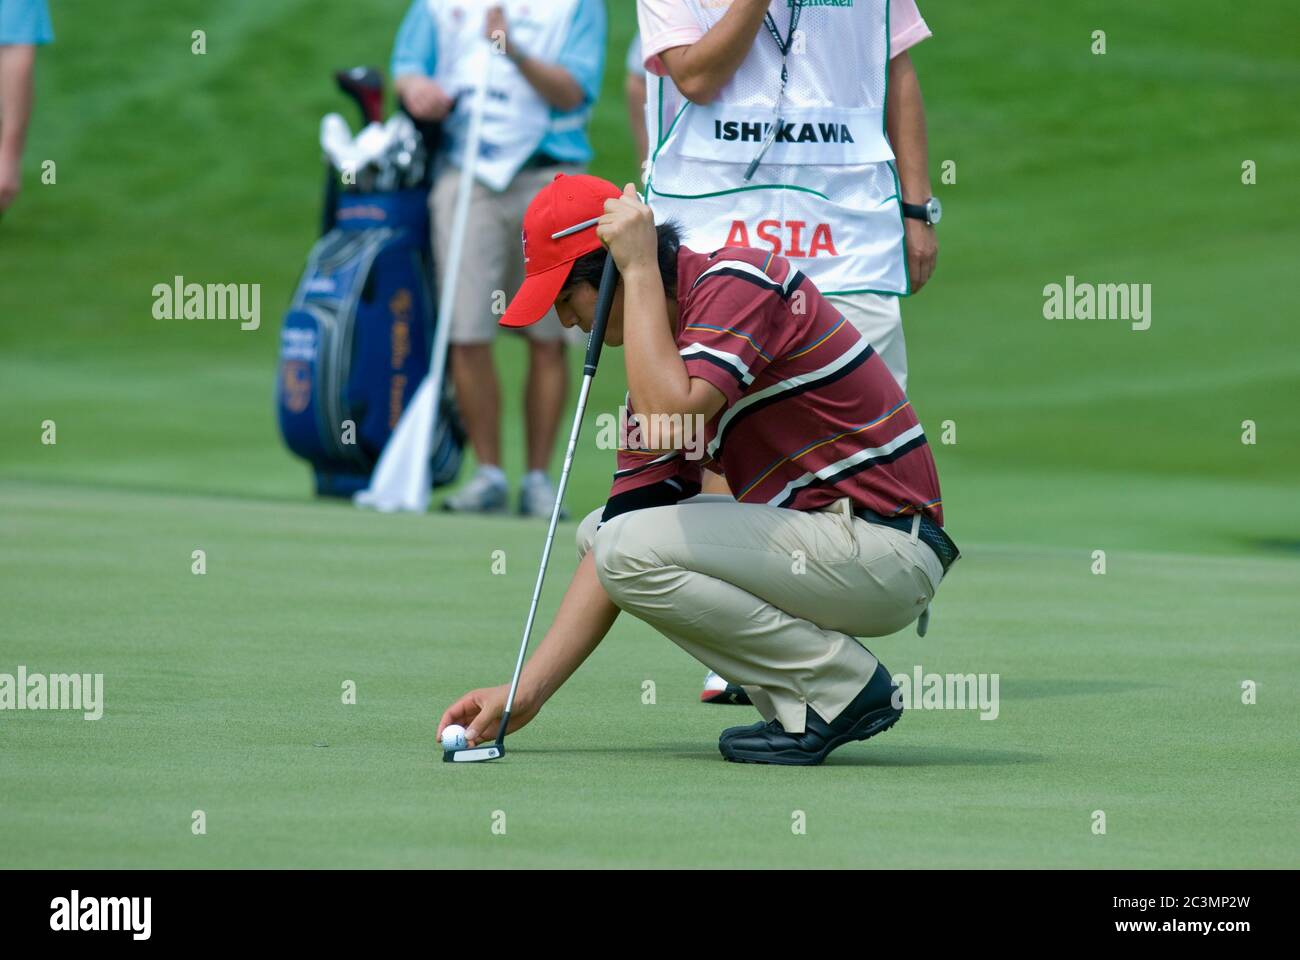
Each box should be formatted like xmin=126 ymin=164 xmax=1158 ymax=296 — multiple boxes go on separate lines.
xmin=886 ymin=52 xmax=932 ymax=204
xmin=512 ymin=55 xmax=586 ymax=112
xmin=622 ymin=264 xmax=691 ymax=417
xmin=518 ymin=552 xmax=620 ymax=708
xmin=660 ymin=0 xmax=770 ymax=104
xmin=0 ymin=46 xmax=36 ymax=159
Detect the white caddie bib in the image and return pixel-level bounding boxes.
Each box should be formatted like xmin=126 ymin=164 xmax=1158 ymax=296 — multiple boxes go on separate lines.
xmin=430 ymin=0 xmax=582 ymax=191
xmin=645 ymin=0 xmax=907 ymax=295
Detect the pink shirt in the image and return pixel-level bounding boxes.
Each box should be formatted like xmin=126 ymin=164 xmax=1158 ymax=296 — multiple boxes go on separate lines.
xmin=638 ymin=0 xmax=931 ymax=75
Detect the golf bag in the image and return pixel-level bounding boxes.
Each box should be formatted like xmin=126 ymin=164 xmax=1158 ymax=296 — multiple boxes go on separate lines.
xmin=276 ymin=188 xmax=464 ymax=497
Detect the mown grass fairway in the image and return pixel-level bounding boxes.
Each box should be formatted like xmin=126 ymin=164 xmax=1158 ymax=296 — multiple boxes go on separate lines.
xmin=1 ymin=1 xmax=1297 ymax=868
xmin=2 ymin=482 xmax=1298 ymax=868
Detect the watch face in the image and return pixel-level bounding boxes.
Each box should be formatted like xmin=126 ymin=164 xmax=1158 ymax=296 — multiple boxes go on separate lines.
xmin=927 ymin=197 xmax=943 ymax=224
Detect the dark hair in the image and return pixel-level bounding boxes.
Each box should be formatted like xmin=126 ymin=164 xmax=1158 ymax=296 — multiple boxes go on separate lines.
xmin=561 ymin=220 xmax=682 ymax=298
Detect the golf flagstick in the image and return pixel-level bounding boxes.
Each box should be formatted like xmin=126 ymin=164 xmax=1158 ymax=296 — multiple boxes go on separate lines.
xmin=447 ymin=254 xmax=619 ymax=763
xmin=354 ymin=54 xmax=492 ymax=513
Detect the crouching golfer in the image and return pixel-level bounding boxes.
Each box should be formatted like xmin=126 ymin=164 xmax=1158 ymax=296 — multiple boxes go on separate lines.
xmin=438 ymin=174 xmax=958 ymax=765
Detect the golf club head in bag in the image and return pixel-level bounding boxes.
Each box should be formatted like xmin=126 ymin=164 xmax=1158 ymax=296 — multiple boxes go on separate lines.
xmin=335 ymin=66 xmax=386 ymax=126
xmin=398 ymin=95 xmax=452 ymax=190
xmin=320 ymin=67 xmax=388 ymax=226
xmin=319 ymin=113 xmax=351 ymax=233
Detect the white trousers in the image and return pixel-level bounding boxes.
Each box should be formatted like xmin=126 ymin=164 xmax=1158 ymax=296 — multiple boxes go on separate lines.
xmin=823 ymin=291 xmax=907 ymax=391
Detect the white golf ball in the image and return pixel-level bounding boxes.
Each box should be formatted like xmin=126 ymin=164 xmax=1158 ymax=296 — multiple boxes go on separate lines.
xmin=441 ymin=724 xmax=468 ymax=752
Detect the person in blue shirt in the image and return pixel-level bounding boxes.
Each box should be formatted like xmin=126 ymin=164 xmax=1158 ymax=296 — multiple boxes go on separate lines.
xmin=0 ymin=0 xmax=54 ymax=214
xmin=391 ymin=1 xmax=606 ymax=517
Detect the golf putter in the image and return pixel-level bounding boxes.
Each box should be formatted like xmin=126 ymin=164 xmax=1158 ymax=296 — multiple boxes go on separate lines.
xmin=445 ymin=254 xmax=620 ymax=763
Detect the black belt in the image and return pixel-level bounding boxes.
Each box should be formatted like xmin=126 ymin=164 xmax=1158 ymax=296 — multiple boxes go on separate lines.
xmin=853 ymin=506 xmax=960 ymax=574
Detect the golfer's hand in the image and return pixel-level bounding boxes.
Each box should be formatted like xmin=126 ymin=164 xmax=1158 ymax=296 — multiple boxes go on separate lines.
xmin=0 ymin=154 xmax=20 ymax=212
xmin=439 ymin=685 xmax=537 ymax=746
xmin=401 ymin=77 xmax=455 ymax=122
xmin=485 ymin=6 xmax=513 ymax=58
xmin=904 ymin=218 xmax=937 ymax=292
xmin=598 ymin=183 xmax=658 ymax=274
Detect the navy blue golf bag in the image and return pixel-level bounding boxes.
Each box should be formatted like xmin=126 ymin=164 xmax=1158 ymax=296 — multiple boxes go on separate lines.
xmin=276 ymin=189 xmax=464 ymax=498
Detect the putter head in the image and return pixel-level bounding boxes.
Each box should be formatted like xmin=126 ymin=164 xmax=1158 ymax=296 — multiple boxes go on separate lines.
xmin=442 ymin=742 xmax=505 ymax=763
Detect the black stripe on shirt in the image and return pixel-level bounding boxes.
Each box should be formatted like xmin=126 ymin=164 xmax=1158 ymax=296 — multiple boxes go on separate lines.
xmin=692 ymin=266 xmax=801 ymax=302
xmin=772 ymin=434 xmax=930 ymax=508
xmin=712 ymin=342 xmax=874 ymax=460
xmin=683 ymin=348 xmax=749 ymax=388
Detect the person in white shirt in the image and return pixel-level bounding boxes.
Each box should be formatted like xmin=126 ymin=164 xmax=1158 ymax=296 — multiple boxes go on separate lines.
xmin=637 ymin=0 xmax=942 ymax=705
xmin=391 ymin=1 xmax=606 ymax=516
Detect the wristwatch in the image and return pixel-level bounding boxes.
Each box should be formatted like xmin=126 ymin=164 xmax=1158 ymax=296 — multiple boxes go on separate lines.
xmin=902 ymin=197 xmax=942 ymax=226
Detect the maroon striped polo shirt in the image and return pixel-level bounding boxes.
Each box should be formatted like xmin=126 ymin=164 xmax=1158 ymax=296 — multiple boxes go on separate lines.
xmin=603 ymin=246 xmax=944 ymax=526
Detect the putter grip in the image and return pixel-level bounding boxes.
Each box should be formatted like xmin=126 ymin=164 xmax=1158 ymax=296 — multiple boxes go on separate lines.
xmin=583 ymin=256 xmax=619 ymax=376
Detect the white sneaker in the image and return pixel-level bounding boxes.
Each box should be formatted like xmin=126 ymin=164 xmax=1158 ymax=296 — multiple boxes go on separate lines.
xmin=441 ymin=466 xmax=508 ymax=513
xmin=701 ymin=670 xmax=752 ymax=705
xmin=518 ymin=472 xmax=568 ymax=520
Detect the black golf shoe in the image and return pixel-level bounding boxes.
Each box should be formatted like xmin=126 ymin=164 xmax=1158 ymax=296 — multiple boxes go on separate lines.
xmin=718 ymin=662 xmax=902 ymax=766
xmin=719 ymin=719 xmax=767 ymax=741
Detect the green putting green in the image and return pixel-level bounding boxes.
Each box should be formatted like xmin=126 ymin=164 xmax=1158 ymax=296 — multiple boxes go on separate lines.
xmin=1 ymin=1 xmax=1297 ymax=868
xmin=2 ymin=482 xmax=1296 ymax=868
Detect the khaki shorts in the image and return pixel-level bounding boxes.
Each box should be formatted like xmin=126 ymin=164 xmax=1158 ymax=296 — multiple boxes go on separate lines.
xmin=430 ymin=162 xmax=583 ymax=344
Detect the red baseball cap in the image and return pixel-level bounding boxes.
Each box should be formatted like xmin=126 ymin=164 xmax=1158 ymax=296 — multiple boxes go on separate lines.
xmin=499 ymin=173 xmax=623 ymax=328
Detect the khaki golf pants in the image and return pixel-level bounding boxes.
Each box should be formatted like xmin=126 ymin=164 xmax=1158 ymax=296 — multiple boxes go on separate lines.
xmin=576 ymin=494 xmax=944 ymax=733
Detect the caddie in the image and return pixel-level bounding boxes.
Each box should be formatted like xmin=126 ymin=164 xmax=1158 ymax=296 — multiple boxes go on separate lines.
xmin=437 ymin=174 xmax=959 ymax=765
xmin=637 ymin=0 xmax=940 ymax=390
xmin=638 ymin=0 xmax=941 ymax=704
xmin=391 ymin=0 xmax=606 ymax=517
